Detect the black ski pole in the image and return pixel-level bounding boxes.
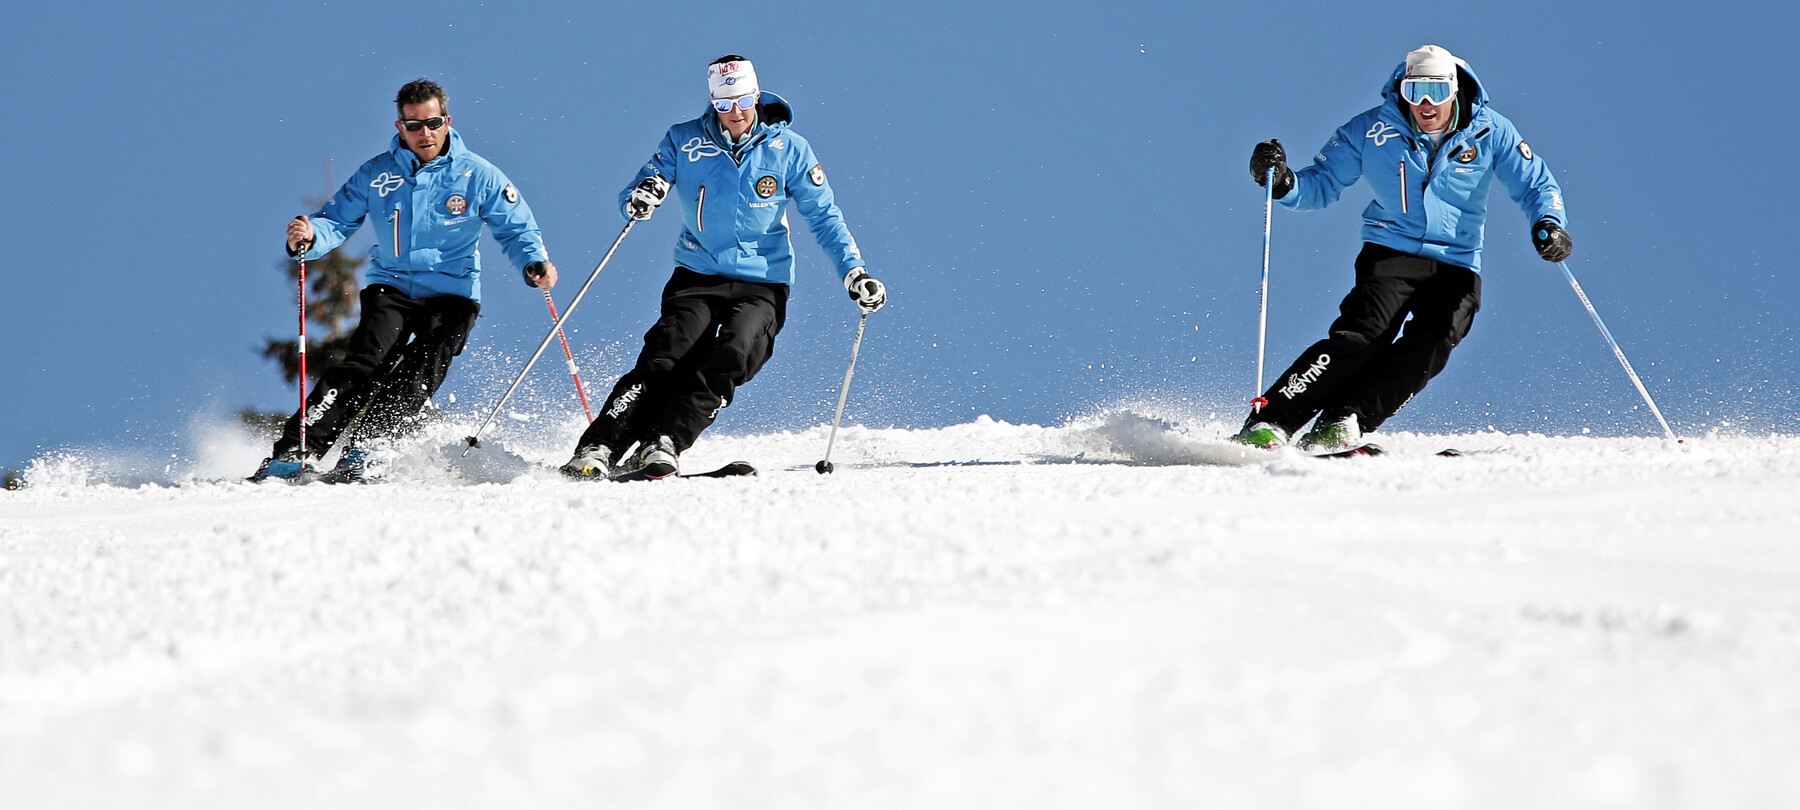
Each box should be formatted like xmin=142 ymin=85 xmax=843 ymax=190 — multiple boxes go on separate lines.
xmin=816 ymin=312 xmax=869 ymax=475
xmin=464 ymin=220 xmax=636 ymax=455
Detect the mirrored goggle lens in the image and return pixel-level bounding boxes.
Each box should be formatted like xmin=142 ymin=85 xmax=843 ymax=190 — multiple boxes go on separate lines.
xmin=711 ymin=95 xmax=757 ymax=113
xmin=1402 ymin=79 xmax=1455 ymax=106
xmin=400 ymin=116 xmax=447 ymax=132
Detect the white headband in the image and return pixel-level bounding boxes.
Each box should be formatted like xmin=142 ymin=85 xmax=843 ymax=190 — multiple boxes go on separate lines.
xmin=708 ymin=60 xmax=759 ymax=100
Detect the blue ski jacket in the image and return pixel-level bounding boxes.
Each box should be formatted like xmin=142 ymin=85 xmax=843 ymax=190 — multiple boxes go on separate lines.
xmin=299 ymin=129 xmax=550 ymax=302
xmin=1277 ymin=58 xmax=1565 ymax=272
xmin=621 ymin=91 xmax=863 ymax=286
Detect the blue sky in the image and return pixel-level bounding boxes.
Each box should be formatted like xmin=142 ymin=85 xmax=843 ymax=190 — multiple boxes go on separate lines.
xmin=3 ymin=1 xmax=1796 ymax=469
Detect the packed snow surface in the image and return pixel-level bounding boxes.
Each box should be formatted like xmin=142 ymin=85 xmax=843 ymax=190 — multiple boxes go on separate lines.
xmin=4 ymin=412 xmax=1800 ymax=809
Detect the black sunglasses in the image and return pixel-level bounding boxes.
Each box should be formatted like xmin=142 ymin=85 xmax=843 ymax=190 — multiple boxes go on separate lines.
xmin=400 ymin=116 xmax=447 ymax=132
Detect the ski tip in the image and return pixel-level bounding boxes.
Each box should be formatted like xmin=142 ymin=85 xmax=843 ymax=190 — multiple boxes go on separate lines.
xmin=1436 ymin=448 xmax=1467 ymax=457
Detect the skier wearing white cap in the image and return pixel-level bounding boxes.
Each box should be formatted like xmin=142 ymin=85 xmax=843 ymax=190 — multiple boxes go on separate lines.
xmin=1236 ymin=45 xmax=1570 ymax=451
xmin=561 ymin=55 xmax=885 ymax=480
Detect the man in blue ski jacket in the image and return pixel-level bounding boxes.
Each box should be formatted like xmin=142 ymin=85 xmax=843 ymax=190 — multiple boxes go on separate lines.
xmin=560 ymin=55 xmax=886 ymax=479
xmin=252 ymin=78 xmax=559 ymax=482
xmin=1236 ymin=45 xmax=1572 ymax=451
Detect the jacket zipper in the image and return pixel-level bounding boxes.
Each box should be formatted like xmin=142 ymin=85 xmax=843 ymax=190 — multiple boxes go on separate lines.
xmin=1398 ymin=161 xmax=1408 ymax=214
xmin=696 ymin=185 xmax=706 ymax=231
xmin=391 ymin=206 xmax=400 ymax=258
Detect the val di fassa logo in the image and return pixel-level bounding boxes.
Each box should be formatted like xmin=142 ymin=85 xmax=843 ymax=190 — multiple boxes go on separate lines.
xmin=681 ymin=137 xmax=724 ymax=163
xmin=1279 ymin=354 xmax=1332 ymax=400
xmin=370 ymin=172 xmax=406 ymax=197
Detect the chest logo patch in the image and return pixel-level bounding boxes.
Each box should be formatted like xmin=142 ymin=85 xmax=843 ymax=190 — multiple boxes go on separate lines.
xmin=809 ymin=164 xmax=826 ymax=186
xmin=1519 ymin=141 xmax=1534 ymax=160
xmin=755 ymin=176 xmax=779 ymax=198
xmin=1456 ymin=146 xmax=1478 ymax=164
xmin=370 ymin=172 xmax=405 ymax=198
xmin=681 ymin=136 xmax=725 ymax=162
xmin=1365 ymin=121 xmax=1402 ymax=147
xmin=445 ymin=194 xmax=467 ymax=216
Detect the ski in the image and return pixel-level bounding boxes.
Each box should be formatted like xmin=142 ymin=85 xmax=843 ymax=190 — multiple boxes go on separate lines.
xmin=1314 ymin=443 xmax=1386 ymax=459
xmin=1313 ymin=445 xmax=1471 ymax=459
xmin=607 ymin=460 xmax=758 ymax=483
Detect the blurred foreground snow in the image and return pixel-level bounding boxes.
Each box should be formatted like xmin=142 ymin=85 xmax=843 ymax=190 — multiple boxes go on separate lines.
xmin=3 ymin=413 xmax=1799 ymax=809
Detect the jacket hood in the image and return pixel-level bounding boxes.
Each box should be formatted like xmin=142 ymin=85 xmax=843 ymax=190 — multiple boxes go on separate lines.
xmin=699 ymin=90 xmax=794 ymax=133
xmin=1381 ymin=57 xmax=1490 ymax=124
xmin=386 ymin=127 xmax=471 ymax=166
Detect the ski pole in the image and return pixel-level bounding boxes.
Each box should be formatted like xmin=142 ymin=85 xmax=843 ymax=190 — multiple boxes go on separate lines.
xmin=295 ymin=238 xmax=312 ymax=459
xmin=1558 ymin=261 xmax=1677 ymax=441
xmin=1251 ymin=167 xmax=1274 ymax=412
xmin=815 ymin=311 xmax=869 ymax=475
xmin=464 ymin=220 xmax=636 ymax=455
xmin=543 ymin=288 xmax=594 ymax=421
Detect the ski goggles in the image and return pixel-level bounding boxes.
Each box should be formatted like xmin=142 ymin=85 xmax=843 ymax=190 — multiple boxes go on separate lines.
xmin=399 ymin=116 xmax=447 ymax=132
xmin=1400 ymin=78 xmax=1456 ymax=106
xmin=711 ymin=94 xmax=758 ymax=113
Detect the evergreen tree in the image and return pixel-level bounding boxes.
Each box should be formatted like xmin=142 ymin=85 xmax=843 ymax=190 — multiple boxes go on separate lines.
xmin=260 ymin=193 xmax=363 ymax=386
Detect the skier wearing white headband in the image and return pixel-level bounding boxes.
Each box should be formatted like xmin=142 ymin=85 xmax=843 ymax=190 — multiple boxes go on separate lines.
xmin=561 ymin=55 xmax=885 ymax=480
xmin=1236 ymin=44 xmax=1571 ymax=452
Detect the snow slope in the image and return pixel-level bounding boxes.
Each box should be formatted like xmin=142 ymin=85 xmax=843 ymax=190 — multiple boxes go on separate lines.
xmin=4 ymin=412 xmax=1800 ymax=809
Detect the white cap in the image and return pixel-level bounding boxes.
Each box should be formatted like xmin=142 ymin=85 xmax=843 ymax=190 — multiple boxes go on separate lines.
xmin=1404 ymin=44 xmax=1462 ymax=82
xmin=707 ymin=58 xmax=759 ymax=100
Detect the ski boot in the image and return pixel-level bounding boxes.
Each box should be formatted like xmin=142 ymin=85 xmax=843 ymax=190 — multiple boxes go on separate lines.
xmin=1233 ymin=421 xmax=1289 ymax=450
xmin=318 ymin=446 xmax=375 ymax=484
xmin=626 ymin=435 xmax=679 ymax=479
xmin=248 ymin=452 xmax=320 ymax=483
xmin=559 ymin=445 xmax=616 ymax=480
xmin=1299 ymin=414 xmax=1362 ymax=452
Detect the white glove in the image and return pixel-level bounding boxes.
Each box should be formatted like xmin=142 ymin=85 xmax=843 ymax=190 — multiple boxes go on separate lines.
xmin=845 ymin=268 xmax=886 ymax=313
xmin=626 ymin=175 xmax=670 ymax=220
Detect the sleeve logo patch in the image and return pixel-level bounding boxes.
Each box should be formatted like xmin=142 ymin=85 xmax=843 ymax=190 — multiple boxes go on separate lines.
xmin=1519 ymin=141 xmax=1533 ymax=160
xmin=444 ymin=194 xmax=468 ymax=215
xmin=1456 ymin=146 xmax=1478 ymax=164
xmin=755 ymin=176 xmax=779 ymax=198
xmin=808 ymin=164 xmax=826 ymax=186
xmin=503 ymin=184 xmax=519 ymax=204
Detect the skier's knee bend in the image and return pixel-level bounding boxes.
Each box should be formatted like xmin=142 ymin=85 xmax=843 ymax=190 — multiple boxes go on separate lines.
xmin=1328 ymin=329 xmax=1378 ymax=349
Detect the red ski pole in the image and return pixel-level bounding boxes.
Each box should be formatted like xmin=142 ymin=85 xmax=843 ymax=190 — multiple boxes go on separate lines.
xmin=295 ymin=238 xmax=312 ymax=459
xmin=542 ymin=288 xmax=594 ymax=421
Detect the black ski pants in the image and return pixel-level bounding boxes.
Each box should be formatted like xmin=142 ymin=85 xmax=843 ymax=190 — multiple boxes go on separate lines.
xmin=577 ymin=268 xmax=788 ymax=455
xmin=275 ymin=284 xmax=479 ymax=458
xmin=1251 ymin=243 xmax=1482 ymax=436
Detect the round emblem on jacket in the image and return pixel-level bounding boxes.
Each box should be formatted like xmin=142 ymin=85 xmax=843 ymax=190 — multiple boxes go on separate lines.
xmin=755 ymin=176 xmax=778 ymax=198
xmin=1455 ymin=146 xmax=1477 ymax=164
xmin=445 ymin=194 xmax=468 ymax=215
xmin=809 ymin=164 xmax=826 ymax=186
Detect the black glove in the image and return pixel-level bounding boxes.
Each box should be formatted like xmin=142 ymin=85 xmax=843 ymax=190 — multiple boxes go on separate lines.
xmin=845 ymin=268 xmax=886 ymax=313
xmin=1532 ymin=220 xmax=1572 ymax=263
xmin=626 ymin=175 xmax=670 ymax=220
xmin=1250 ymin=139 xmax=1295 ymax=199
